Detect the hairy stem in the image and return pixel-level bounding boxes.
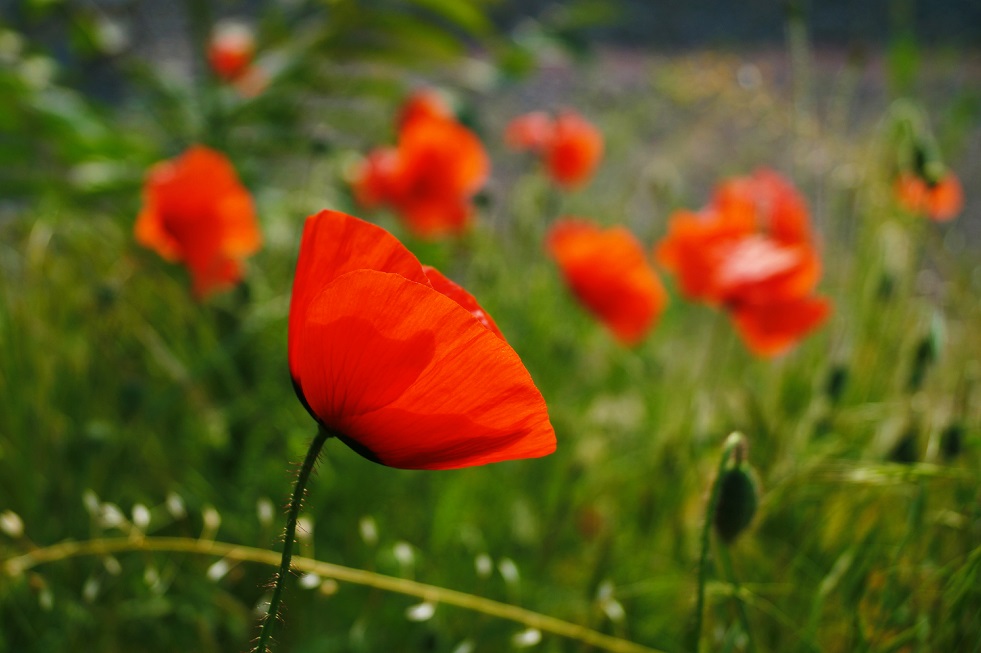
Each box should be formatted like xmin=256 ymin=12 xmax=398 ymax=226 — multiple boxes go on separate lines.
xmin=254 ymin=426 xmax=332 ymax=653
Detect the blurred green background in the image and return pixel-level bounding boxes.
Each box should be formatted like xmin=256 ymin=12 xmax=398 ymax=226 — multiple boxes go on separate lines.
xmin=1 ymin=1 xmax=979 ymax=652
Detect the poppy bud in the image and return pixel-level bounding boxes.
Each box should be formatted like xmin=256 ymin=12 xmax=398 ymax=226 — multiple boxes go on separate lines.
xmin=907 ymin=324 xmax=942 ymax=393
xmin=940 ymin=422 xmax=964 ymax=461
xmin=824 ymin=364 xmax=849 ymax=405
xmin=889 ymin=425 xmax=918 ymax=464
xmin=713 ymin=458 xmax=759 ymax=543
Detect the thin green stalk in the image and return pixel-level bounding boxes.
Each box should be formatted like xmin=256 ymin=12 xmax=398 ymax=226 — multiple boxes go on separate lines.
xmin=690 ymin=433 xmax=744 ymax=653
xmin=2 ymin=537 xmax=665 ymax=653
xmin=254 ymin=426 xmax=333 ymax=653
xmin=717 ymin=543 xmax=757 ymax=653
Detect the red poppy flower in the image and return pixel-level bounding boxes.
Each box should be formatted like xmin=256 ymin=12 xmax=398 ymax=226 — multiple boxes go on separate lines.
xmin=506 ymin=110 xmax=603 ymax=189
xmin=656 ymin=169 xmax=829 ymax=356
xmin=207 ymin=21 xmax=255 ymax=81
xmin=895 ymin=171 xmax=963 ymax=221
xmin=547 ymin=219 xmax=667 ymax=345
xmin=135 ymin=145 xmax=261 ymax=299
xmin=288 ymin=210 xmax=555 ymax=470
xmin=352 ymin=111 xmax=490 ymax=238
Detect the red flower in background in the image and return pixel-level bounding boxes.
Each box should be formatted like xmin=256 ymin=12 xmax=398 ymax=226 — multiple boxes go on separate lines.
xmin=506 ymin=110 xmax=604 ymax=189
xmin=288 ymin=210 xmax=555 ymax=470
xmin=656 ymin=169 xmax=829 ymax=356
xmin=895 ymin=171 xmax=963 ymax=221
xmin=547 ymin=219 xmax=667 ymax=345
xmin=207 ymin=21 xmax=255 ymax=81
xmin=135 ymin=145 xmax=261 ymax=299
xmin=351 ymin=93 xmax=489 ymax=238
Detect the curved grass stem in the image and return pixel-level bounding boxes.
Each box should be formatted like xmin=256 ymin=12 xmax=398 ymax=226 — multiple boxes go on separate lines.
xmin=2 ymin=536 xmax=665 ymax=653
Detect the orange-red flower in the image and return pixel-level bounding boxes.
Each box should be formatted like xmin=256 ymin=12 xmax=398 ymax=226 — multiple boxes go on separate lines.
xmin=506 ymin=110 xmax=603 ymax=189
xmin=351 ymin=101 xmax=489 ymax=238
xmin=288 ymin=210 xmax=556 ymax=470
xmin=207 ymin=21 xmax=255 ymax=81
xmin=894 ymin=171 xmax=963 ymax=221
xmin=135 ymin=145 xmax=261 ymax=299
xmin=547 ymin=219 xmax=667 ymax=345
xmin=656 ymin=169 xmax=830 ymax=356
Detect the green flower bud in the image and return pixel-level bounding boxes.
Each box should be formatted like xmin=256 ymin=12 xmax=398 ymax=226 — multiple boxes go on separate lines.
xmin=713 ymin=464 xmax=759 ymax=543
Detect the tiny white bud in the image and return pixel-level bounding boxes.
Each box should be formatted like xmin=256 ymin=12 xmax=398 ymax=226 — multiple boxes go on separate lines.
xmin=296 ymin=516 xmax=314 ymax=542
xmin=0 ymin=510 xmax=24 ymax=538
xmin=405 ymin=601 xmax=436 ymax=622
xmin=206 ymin=559 xmax=230 ymax=582
xmin=512 ymin=628 xmax=541 ymax=647
xmin=256 ymin=497 xmax=275 ymax=526
xmin=103 ymin=556 xmax=122 ymax=576
xmin=82 ymin=576 xmax=100 ymax=603
xmin=451 ymin=640 xmax=475 ymax=653
xmin=99 ymin=503 xmax=125 ymax=529
xmin=474 ymin=553 xmax=493 ymax=579
xmin=393 ymin=541 xmax=415 ymax=568
xmin=359 ymin=516 xmax=378 ymax=546
xmin=498 ymin=557 xmax=520 ymax=585
xmin=602 ymin=598 xmax=626 ymax=623
xmin=299 ymin=573 xmax=321 ymax=590
xmin=83 ymin=490 xmax=100 ymax=515
xmin=202 ymin=506 xmax=221 ymax=537
xmin=132 ymin=504 xmax=150 ymax=530
xmin=166 ymin=492 xmax=186 ymax=519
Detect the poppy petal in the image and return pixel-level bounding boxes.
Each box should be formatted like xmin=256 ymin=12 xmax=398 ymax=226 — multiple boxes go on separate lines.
xmin=288 ymin=210 xmax=430 ymax=380
xmin=730 ymin=295 xmax=831 ymax=357
xmin=295 ymin=269 xmax=556 ymax=469
xmin=422 ymin=266 xmax=505 ymax=339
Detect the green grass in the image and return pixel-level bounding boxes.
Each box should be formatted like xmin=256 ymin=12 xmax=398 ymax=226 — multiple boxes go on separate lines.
xmin=1 ymin=39 xmax=980 ymax=653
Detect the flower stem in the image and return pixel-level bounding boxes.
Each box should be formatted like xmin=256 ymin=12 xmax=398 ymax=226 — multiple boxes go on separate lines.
xmin=690 ymin=432 xmax=744 ymax=653
xmin=254 ymin=426 xmax=333 ymax=653
xmin=717 ymin=543 xmax=757 ymax=653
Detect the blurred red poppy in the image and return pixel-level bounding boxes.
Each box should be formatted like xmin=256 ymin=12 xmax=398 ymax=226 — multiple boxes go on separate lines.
xmin=207 ymin=21 xmax=255 ymax=81
xmin=135 ymin=145 xmax=261 ymax=298
xmin=506 ymin=110 xmax=603 ymax=189
xmin=547 ymin=219 xmax=667 ymax=345
xmin=288 ymin=210 xmax=555 ymax=470
xmin=351 ymin=104 xmax=489 ymax=238
xmin=656 ymin=169 xmax=829 ymax=356
xmin=895 ymin=171 xmax=963 ymax=222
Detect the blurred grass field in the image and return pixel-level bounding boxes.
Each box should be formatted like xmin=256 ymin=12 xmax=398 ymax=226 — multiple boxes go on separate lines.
xmin=1 ymin=2 xmax=980 ymax=652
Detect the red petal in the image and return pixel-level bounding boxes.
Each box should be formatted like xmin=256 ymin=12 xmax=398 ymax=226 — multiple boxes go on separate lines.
xmin=730 ymin=295 xmax=831 ymax=357
xmin=422 ymin=266 xmax=504 ymax=339
xmin=295 ymin=270 xmax=555 ymax=469
xmin=927 ymin=173 xmax=963 ymax=221
xmin=288 ymin=210 xmax=430 ymax=380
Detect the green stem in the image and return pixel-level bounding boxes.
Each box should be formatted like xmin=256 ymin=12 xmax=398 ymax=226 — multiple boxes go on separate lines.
xmin=717 ymin=544 xmax=757 ymax=653
xmin=690 ymin=433 xmax=743 ymax=653
xmin=254 ymin=426 xmax=333 ymax=653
